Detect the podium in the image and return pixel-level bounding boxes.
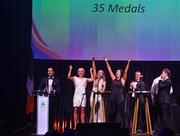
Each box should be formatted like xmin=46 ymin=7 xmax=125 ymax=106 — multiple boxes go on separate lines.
xmin=36 ymin=90 xmax=50 ymax=135
xmin=89 ymin=91 xmax=111 ymax=123
xmin=129 ymin=91 xmax=153 ymax=135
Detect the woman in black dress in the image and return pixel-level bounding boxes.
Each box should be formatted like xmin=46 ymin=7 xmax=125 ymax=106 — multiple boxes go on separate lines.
xmin=104 ymin=58 xmax=130 ymax=127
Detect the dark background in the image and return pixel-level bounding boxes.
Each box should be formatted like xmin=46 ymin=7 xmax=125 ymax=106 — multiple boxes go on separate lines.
xmin=1 ymin=0 xmax=32 ymax=131
xmin=1 ymin=0 xmax=180 ymax=134
xmin=1 ymin=0 xmax=32 ymax=115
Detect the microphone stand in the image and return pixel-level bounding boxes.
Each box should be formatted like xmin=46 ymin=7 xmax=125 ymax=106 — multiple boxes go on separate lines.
xmin=79 ymin=93 xmax=86 ymax=123
xmin=89 ymin=79 xmax=101 ymax=123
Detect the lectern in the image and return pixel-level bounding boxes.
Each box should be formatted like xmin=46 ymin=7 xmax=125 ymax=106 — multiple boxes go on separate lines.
xmin=129 ymin=91 xmax=153 ymax=135
xmin=37 ymin=90 xmax=50 ymax=135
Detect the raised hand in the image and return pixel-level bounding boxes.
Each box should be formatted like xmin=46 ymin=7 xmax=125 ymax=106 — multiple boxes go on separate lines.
xmin=92 ymin=55 xmax=95 ymax=60
xmin=128 ymin=59 xmax=131 ymax=63
xmin=68 ymin=65 xmax=73 ymax=80
xmin=104 ymin=57 xmax=108 ymax=62
xmin=90 ymin=67 xmax=93 ymax=72
xmin=69 ymin=65 xmax=73 ymax=70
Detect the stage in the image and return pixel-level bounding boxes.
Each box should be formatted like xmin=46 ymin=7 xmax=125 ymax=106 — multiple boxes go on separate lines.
xmin=0 ymin=123 xmax=179 ymax=136
xmin=2 ymin=0 xmax=180 ymax=136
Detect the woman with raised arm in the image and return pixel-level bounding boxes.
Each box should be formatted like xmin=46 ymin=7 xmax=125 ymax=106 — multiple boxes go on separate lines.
xmin=89 ymin=57 xmax=106 ymax=123
xmin=104 ymin=58 xmax=130 ymax=127
xmin=68 ymin=65 xmax=93 ymax=128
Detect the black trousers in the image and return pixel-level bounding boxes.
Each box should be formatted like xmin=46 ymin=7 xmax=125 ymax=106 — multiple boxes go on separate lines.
xmin=138 ymin=99 xmax=146 ymax=131
xmin=49 ymin=94 xmax=58 ymax=130
xmin=109 ymin=94 xmax=125 ymax=127
xmin=129 ymin=97 xmax=145 ymax=131
xmin=129 ymin=97 xmax=135 ymax=125
xmin=158 ymin=103 xmax=170 ymax=129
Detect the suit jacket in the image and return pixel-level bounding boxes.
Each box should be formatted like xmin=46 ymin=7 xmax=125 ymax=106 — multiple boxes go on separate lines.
xmin=135 ymin=80 xmax=146 ymax=103
xmin=39 ymin=77 xmax=61 ymax=93
xmin=157 ymin=78 xmax=172 ymax=104
xmin=135 ymin=80 xmax=146 ymax=91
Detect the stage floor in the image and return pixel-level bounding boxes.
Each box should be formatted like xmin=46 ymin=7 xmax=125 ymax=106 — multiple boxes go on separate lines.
xmin=0 ymin=127 xmax=179 ymax=136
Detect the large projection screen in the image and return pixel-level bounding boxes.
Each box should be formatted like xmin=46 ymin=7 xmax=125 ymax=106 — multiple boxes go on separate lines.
xmin=31 ymin=0 xmax=180 ymax=60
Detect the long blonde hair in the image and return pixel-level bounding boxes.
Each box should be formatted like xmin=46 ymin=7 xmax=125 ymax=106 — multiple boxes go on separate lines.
xmin=96 ymin=70 xmax=106 ymax=81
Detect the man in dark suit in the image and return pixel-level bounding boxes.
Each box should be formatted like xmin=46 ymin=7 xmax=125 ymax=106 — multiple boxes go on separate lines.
xmin=130 ymin=71 xmax=146 ymax=132
xmin=39 ymin=67 xmax=60 ymax=130
xmin=157 ymin=68 xmax=172 ymax=129
xmin=39 ymin=67 xmax=60 ymax=94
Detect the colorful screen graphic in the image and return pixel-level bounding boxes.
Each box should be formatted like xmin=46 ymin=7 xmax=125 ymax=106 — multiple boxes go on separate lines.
xmin=32 ymin=0 xmax=180 ymax=60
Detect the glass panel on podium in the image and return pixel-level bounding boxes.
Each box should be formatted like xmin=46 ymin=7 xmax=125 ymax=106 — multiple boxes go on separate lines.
xmin=37 ymin=90 xmax=49 ymax=135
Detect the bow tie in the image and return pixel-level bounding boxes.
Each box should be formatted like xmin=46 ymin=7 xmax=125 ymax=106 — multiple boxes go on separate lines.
xmin=48 ymin=77 xmax=54 ymax=79
xmin=135 ymin=80 xmax=139 ymax=82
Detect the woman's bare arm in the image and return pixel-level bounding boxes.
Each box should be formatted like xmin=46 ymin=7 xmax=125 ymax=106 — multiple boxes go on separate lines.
xmin=92 ymin=56 xmax=96 ymax=80
xmin=86 ymin=67 xmax=94 ymax=82
xmin=121 ymin=59 xmax=131 ymax=86
xmin=104 ymin=57 xmax=115 ymax=81
xmin=67 ymin=65 xmax=74 ymax=80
